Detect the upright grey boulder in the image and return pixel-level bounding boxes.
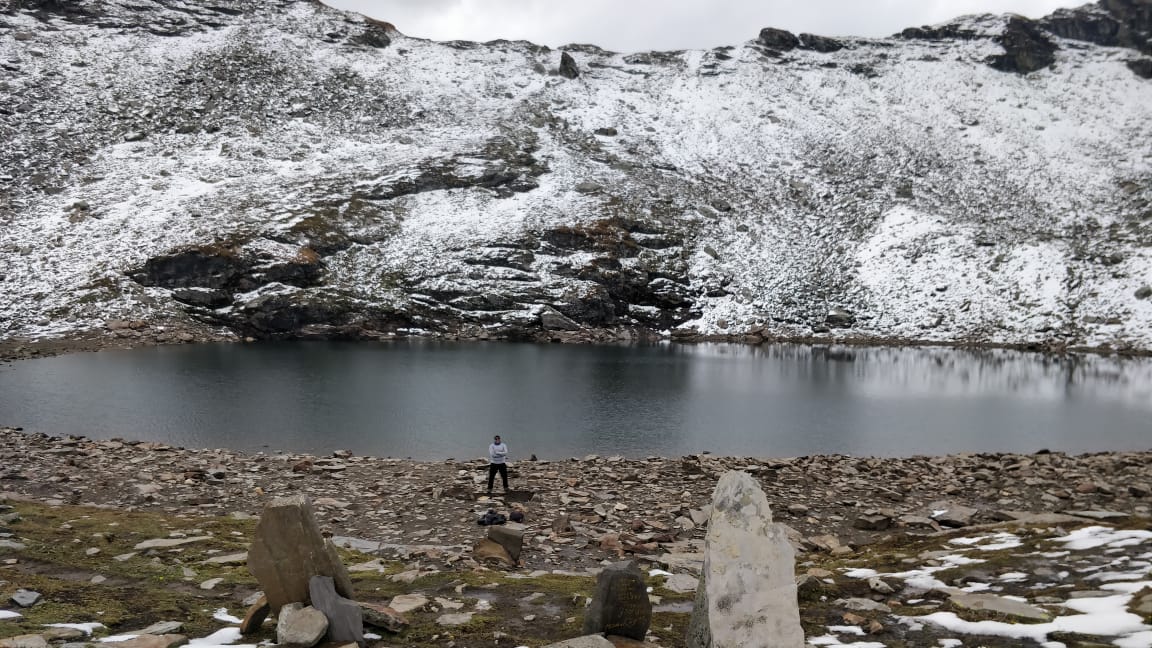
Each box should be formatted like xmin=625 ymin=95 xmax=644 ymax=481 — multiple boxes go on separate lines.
xmin=247 ymin=494 xmax=354 ymax=613
xmin=559 ymin=52 xmax=580 ymax=79
xmin=686 ymin=471 xmax=804 ymax=648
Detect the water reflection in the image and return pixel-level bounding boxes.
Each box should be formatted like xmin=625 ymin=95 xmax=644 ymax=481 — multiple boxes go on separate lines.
xmin=0 ymin=342 xmax=1148 ymax=459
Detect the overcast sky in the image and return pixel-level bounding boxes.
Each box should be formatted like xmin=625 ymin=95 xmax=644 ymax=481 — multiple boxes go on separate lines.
xmin=324 ymin=0 xmax=1076 ymax=52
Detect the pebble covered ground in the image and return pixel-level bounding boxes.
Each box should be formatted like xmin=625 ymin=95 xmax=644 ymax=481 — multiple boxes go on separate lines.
xmin=2 ymin=427 xmax=1151 ymax=646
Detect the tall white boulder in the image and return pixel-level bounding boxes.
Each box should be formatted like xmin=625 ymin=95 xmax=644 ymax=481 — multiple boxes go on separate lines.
xmin=686 ymin=471 xmax=804 ymax=648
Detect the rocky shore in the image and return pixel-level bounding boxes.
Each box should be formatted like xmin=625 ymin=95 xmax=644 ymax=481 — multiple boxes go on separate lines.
xmin=3 ymin=427 xmax=1152 ymax=647
xmin=2 ymin=427 xmax=1149 ymax=570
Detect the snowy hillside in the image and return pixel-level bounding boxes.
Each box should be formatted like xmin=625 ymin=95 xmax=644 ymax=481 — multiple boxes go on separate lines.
xmin=1 ymin=0 xmax=1150 ymax=352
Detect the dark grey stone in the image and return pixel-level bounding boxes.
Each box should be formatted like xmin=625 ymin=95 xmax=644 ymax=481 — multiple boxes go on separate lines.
xmin=559 ymin=52 xmax=579 ymax=79
xmin=308 ymin=575 xmax=364 ymax=647
xmin=581 ymin=560 xmax=651 ymax=641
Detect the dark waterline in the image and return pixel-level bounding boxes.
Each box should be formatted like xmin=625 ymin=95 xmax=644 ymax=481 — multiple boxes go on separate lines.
xmin=0 ymin=341 xmax=1150 ymax=460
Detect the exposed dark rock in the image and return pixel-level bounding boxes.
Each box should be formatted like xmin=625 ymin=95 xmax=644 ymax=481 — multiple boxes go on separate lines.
xmin=1042 ymin=7 xmax=1127 ymax=47
xmin=350 ymin=19 xmax=391 ymax=48
xmin=825 ymin=308 xmax=856 ymax=328
xmin=171 ymin=288 xmax=232 ymax=309
xmin=799 ymin=33 xmax=844 ymax=52
xmin=758 ymin=27 xmax=800 ymax=51
xmin=559 ymin=51 xmax=579 ymax=79
xmin=582 ymin=560 xmax=651 ymax=641
xmin=1128 ymin=58 xmax=1152 ymax=78
xmin=898 ymin=23 xmax=981 ymax=41
xmin=989 ymin=17 xmax=1058 ymax=73
xmin=539 ymin=306 xmax=581 ymax=331
xmin=129 ymin=245 xmax=322 ymax=293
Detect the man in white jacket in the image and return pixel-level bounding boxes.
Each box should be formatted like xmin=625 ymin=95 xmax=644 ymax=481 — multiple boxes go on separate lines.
xmin=487 ymin=435 xmax=509 ymax=493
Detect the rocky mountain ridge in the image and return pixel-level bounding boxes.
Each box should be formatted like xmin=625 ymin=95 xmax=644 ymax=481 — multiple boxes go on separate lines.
xmin=1 ymin=0 xmax=1150 ymax=352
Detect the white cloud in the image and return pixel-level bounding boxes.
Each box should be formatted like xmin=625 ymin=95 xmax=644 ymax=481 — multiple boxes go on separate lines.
xmin=323 ymin=0 xmax=1075 ymax=52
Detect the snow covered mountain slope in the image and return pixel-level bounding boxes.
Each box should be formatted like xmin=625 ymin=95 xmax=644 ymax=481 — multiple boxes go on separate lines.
xmin=1 ymin=0 xmax=1150 ymax=352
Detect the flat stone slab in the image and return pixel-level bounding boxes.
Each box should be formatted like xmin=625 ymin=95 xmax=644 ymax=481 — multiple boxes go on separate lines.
xmin=996 ymin=512 xmax=1094 ymax=525
xmin=1067 ymin=510 xmax=1130 ymax=521
xmin=540 ymin=636 xmax=614 ymax=648
xmin=949 ymin=593 xmax=1051 ymax=621
xmin=0 ymin=540 xmax=26 ymax=551
xmin=655 ymin=553 xmax=704 ymax=577
xmin=200 ymin=552 xmax=248 ymax=565
xmin=10 ymin=590 xmax=40 ymax=608
xmin=435 ymin=612 xmax=474 ymax=626
xmin=0 ymin=634 xmax=48 ymax=648
xmin=388 ymin=594 xmax=428 ymax=614
xmin=127 ymin=622 xmax=183 ymax=635
xmin=133 ymin=536 xmax=212 ymax=550
xmin=106 ymin=634 xmax=188 ymax=648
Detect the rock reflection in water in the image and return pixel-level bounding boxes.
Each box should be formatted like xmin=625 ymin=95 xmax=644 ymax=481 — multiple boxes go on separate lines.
xmin=0 ymin=341 xmax=1148 ymax=459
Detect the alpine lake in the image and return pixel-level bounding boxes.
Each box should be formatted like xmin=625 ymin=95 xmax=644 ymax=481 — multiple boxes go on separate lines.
xmin=0 ymin=341 xmax=1149 ymax=460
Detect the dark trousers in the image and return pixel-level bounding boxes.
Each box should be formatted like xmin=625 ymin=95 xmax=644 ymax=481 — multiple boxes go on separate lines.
xmin=487 ymin=463 xmax=508 ymax=490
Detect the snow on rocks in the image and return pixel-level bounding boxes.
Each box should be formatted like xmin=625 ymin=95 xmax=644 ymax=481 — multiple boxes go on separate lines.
xmin=1 ymin=1 xmax=1150 ymax=351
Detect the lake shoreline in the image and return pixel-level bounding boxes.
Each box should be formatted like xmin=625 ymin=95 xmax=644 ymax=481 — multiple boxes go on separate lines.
xmin=2 ymin=426 xmax=1149 ymax=575
xmin=3 ymin=325 xmax=1150 ymax=365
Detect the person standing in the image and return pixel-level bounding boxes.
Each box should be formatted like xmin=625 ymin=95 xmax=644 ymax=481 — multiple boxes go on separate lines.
xmin=487 ymin=434 xmax=509 ymax=493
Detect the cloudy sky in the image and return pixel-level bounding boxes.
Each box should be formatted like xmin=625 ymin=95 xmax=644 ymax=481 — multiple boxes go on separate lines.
xmin=324 ymin=0 xmax=1075 ymax=52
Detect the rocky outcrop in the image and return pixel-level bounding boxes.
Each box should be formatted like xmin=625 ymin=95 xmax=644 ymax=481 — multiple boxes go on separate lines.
xmin=1043 ymin=0 xmax=1152 ymax=54
xmin=2 ymin=0 xmax=1151 ymax=352
xmin=559 ymin=51 xmax=580 ymax=79
xmin=757 ymin=28 xmax=844 ymax=53
xmin=988 ymin=17 xmax=1058 ymax=73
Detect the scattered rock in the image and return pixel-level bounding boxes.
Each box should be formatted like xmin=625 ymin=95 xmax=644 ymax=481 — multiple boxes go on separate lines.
xmin=240 ymin=596 xmax=270 ymax=635
xmin=0 ymin=636 xmax=47 ymax=648
xmin=435 ymin=612 xmax=473 ymax=626
xmin=949 ymin=592 xmax=1051 ymax=621
xmin=275 ymin=603 xmax=328 ymax=648
xmin=387 ymin=594 xmax=428 ymax=615
xmin=927 ymin=500 xmax=977 ymax=527
xmin=540 ymin=635 xmax=615 ymax=648
xmin=9 ymin=590 xmax=40 ymax=608
xmin=358 ymin=602 xmax=408 ymax=634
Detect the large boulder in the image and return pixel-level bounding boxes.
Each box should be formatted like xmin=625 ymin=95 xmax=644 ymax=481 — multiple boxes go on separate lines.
xmin=247 ymin=494 xmax=354 ymax=613
xmin=758 ymin=27 xmax=800 ymax=51
xmin=559 ymin=52 xmax=580 ymax=79
xmin=686 ymin=471 xmax=804 ymax=648
xmin=581 ymin=561 xmax=652 ymax=641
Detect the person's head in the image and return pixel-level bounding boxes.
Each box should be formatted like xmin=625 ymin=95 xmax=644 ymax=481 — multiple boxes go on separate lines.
xmin=493 ymin=435 xmax=502 ymax=444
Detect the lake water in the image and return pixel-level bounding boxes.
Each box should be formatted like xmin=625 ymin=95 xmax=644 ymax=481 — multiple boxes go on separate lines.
xmin=0 ymin=342 xmax=1149 ymax=460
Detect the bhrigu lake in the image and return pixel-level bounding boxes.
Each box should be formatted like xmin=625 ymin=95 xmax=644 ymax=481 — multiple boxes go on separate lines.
xmin=0 ymin=341 xmax=1149 ymax=460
